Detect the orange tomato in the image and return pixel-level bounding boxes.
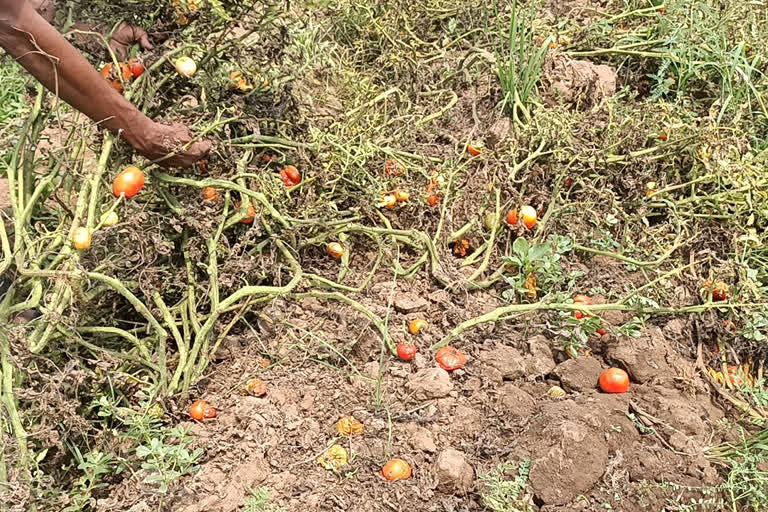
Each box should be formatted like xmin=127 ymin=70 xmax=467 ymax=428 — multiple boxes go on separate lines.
xmin=435 ymin=346 xmax=467 ymax=371
xmin=279 ymin=165 xmax=301 ymax=187
xmin=506 ymin=209 xmax=518 ymax=226
xmin=467 ymin=142 xmax=482 ymax=156
xmin=408 ymin=319 xmax=428 ymax=335
xmin=426 ymin=193 xmax=440 ymax=206
xmin=397 ymin=343 xmax=418 ymax=361
xmin=599 ymin=368 xmax=630 ymax=393
xmin=658 ymin=134 xmax=668 ymax=141
xmin=573 ymin=295 xmax=593 ymax=320
xmin=112 ymin=166 xmax=145 ymax=198
xmin=520 ymin=205 xmax=537 ymax=229
xmin=327 ymin=242 xmax=345 ymax=259
xmin=243 ymin=378 xmax=267 ymax=397
xmin=72 ymin=227 xmax=91 ymax=250
xmin=336 ymin=416 xmax=364 ymax=436
xmin=189 ymin=400 xmax=216 ymax=421
xmin=379 ymin=194 xmax=397 ymax=208
xmin=201 ymin=187 xmax=219 ymax=201
xmin=100 ymin=62 xmax=132 ymax=93
xmin=235 ymin=201 xmax=255 ymax=224
xmin=394 ymin=189 xmax=410 ymax=202
xmin=381 ymin=459 xmax=411 ymax=481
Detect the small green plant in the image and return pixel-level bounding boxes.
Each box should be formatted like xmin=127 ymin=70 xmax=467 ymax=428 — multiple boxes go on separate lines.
xmin=135 ymin=426 xmax=203 ymax=494
xmin=708 ymin=426 xmax=768 ymax=511
xmin=502 ymin=235 xmax=572 ymax=300
xmin=62 ymin=449 xmax=117 ymax=512
xmin=494 ymin=0 xmax=554 ymax=125
xmin=481 ymin=458 xmax=532 ymax=512
xmin=243 ymin=487 xmax=286 ymax=512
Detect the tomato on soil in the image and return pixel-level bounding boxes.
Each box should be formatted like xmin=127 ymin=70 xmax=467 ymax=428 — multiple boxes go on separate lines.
xmin=397 ymin=343 xmax=418 ymax=361
xmin=435 ymin=346 xmax=467 ymax=371
xmin=599 ymin=368 xmax=630 ymax=393
xmin=279 ymin=165 xmax=301 ymax=187
xmin=189 ymin=400 xmax=216 ymax=421
xmin=520 ymin=205 xmax=537 ymax=229
xmin=381 ymin=459 xmax=411 ymax=481
xmin=408 ymin=319 xmax=427 ymax=335
xmin=327 ymin=242 xmax=344 ymax=259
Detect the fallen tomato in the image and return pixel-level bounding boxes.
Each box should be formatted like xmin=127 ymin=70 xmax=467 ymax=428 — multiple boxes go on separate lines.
xmin=381 ymin=458 xmax=411 ymax=481
xmin=435 ymin=346 xmax=467 ymax=371
xmin=318 ymin=445 xmax=348 ymax=471
xmin=201 ymin=187 xmax=219 ymax=201
xmin=394 ymin=189 xmax=410 ymax=202
xmin=243 ymin=378 xmax=267 ymax=397
xmin=235 ymin=202 xmax=255 ymax=224
xmin=127 ymin=58 xmax=145 ymax=79
xmin=336 ymin=416 xmax=364 ymax=436
xmin=599 ymin=368 xmax=630 ymax=393
xmin=712 ymin=282 xmax=729 ymax=302
xmin=451 ymin=238 xmax=470 ymax=257
xmin=327 ymin=242 xmax=345 ymax=259
xmin=520 ymin=205 xmax=537 ymax=229
xmin=228 ymin=71 xmax=253 ymax=92
xmin=72 ymin=227 xmax=91 ymax=250
xmin=573 ymin=295 xmax=593 ymax=320
xmin=467 ymin=142 xmax=483 ymax=156
xmin=174 ymin=56 xmax=197 ymax=78
xmin=100 ymin=62 xmax=132 ymax=93
xmin=727 ymin=365 xmax=745 ymax=387
xmin=189 ymin=400 xmax=216 ymax=421
xmin=426 ymin=193 xmax=440 ymax=206
xmin=378 ymin=194 xmax=397 ymax=209
xmin=408 ymin=319 xmax=427 ymax=335
xmin=112 ymin=166 xmax=145 ymax=198
xmin=658 ymin=134 xmax=668 ymax=141
xmin=397 ymin=343 xmax=418 ymax=361
xmin=564 ymin=177 xmax=573 ymax=189
xmin=548 ymin=385 xmax=567 ymax=398
xmin=384 ymin=159 xmax=405 ymax=176
xmin=279 ymin=165 xmax=301 ymax=187
xmin=506 ymin=209 xmax=518 ymax=226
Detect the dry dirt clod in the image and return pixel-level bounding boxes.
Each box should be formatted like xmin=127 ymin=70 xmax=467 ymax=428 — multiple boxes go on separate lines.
xmin=553 ymin=356 xmax=603 ymax=392
xmin=407 ymin=424 xmax=437 ymax=453
xmin=435 ymin=449 xmax=474 ymax=494
xmin=497 ymin=383 xmax=536 ymax=419
xmin=480 ymin=345 xmax=526 ymax=382
xmin=407 ymin=368 xmax=454 ymax=400
xmin=393 ymin=293 xmax=429 ymax=313
xmin=524 ymin=335 xmax=556 ymax=377
xmin=543 ymin=56 xmax=617 ymax=108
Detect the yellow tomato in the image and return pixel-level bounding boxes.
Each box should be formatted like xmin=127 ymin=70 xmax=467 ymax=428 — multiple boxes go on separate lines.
xmin=72 ymin=227 xmax=91 ymax=250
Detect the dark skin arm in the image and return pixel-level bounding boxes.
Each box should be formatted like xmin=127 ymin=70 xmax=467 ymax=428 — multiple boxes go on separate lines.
xmin=0 ymin=0 xmax=210 ymax=168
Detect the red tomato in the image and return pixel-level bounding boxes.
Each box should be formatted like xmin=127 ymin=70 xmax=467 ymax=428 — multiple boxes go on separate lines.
xmin=381 ymin=459 xmax=411 ymax=481
xmin=506 ymin=209 xmax=518 ymax=226
xmin=397 ymin=343 xmax=418 ymax=361
xmin=658 ymin=134 xmax=668 ymax=141
xmin=467 ymin=143 xmax=482 ymax=156
xmin=712 ymin=283 xmax=729 ymax=301
xmin=189 ymin=400 xmax=216 ymax=421
xmin=596 ymin=327 xmax=606 ymax=336
xmin=435 ymin=346 xmax=467 ymax=371
xmin=279 ymin=165 xmax=301 ymax=187
xmin=426 ymin=194 xmax=440 ymax=206
xmin=599 ymin=368 xmax=630 ymax=393
xmin=127 ymin=58 xmax=145 ymax=78
xmin=573 ymin=295 xmax=593 ymax=320
xmin=235 ymin=202 xmax=255 ymax=224
xmin=112 ymin=166 xmax=145 ymax=198
xmin=564 ymin=177 xmax=573 ymax=188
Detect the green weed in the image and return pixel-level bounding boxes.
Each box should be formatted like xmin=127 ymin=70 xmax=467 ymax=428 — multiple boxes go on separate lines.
xmin=243 ymin=487 xmax=286 ymax=512
xmin=480 ymin=458 xmax=533 ymax=512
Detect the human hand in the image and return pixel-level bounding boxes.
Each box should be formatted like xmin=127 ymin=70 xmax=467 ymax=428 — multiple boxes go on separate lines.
xmin=109 ymin=22 xmax=153 ymax=60
xmin=127 ymin=120 xmax=212 ymax=168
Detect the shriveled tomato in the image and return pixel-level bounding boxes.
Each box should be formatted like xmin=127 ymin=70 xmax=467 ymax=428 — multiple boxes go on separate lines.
xmin=384 ymin=159 xmax=405 ymax=176
xmin=189 ymin=400 xmax=216 ymax=421
xmin=394 ymin=189 xmax=410 ymax=202
xmin=100 ymin=62 xmax=132 ymax=93
xmin=467 ymin=142 xmax=483 ymax=156
xmin=336 ymin=416 xmax=364 ymax=436
xmin=712 ymin=282 xmax=729 ymax=301
xmin=426 ymin=193 xmax=440 ymax=206
xmin=379 ymin=194 xmax=397 ymax=209
xmin=727 ymin=365 xmax=745 ymax=387
xmin=408 ymin=319 xmax=427 ymax=335
xmin=72 ymin=227 xmax=91 ymax=250
xmin=564 ymin=177 xmax=573 ymax=189
xmin=520 ymin=205 xmax=537 ymax=229
xmin=243 ymin=378 xmax=267 ymax=397
xmin=397 ymin=343 xmax=418 ymax=361
xmin=435 ymin=346 xmax=467 ymax=371
xmin=599 ymin=368 xmax=630 ymax=393
xmin=201 ymin=187 xmax=219 ymax=201
xmin=279 ymin=165 xmax=301 ymax=187
xmin=381 ymin=458 xmax=411 ymax=481
xmin=318 ymin=445 xmax=348 ymax=470
xmin=506 ymin=209 xmax=518 ymax=226
xmin=327 ymin=242 xmax=344 ymax=259
xmin=127 ymin=58 xmax=145 ymax=79
xmin=573 ymin=295 xmax=593 ymax=320
xmin=112 ymin=166 xmax=145 ymax=198
xmin=235 ymin=202 xmax=255 ymax=224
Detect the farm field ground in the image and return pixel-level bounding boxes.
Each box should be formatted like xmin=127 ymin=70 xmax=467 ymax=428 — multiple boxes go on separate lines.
xmin=1 ymin=0 xmax=768 ymax=511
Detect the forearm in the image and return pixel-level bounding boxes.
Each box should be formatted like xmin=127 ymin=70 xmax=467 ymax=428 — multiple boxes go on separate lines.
xmin=0 ymin=1 xmax=150 ymax=146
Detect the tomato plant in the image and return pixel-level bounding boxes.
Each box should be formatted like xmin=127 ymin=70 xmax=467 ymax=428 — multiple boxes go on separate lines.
xmin=435 ymin=346 xmax=467 ymax=371
xmin=189 ymin=400 xmax=216 ymax=421
xmin=279 ymin=165 xmax=301 ymax=187
xmin=396 ymin=343 xmax=418 ymax=361
xmin=72 ymin=227 xmax=91 ymax=250
xmin=408 ymin=319 xmax=427 ymax=335
xmin=327 ymin=242 xmax=344 ymax=259
xmin=112 ymin=167 xmax=145 ymax=198
xmin=599 ymin=368 xmax=630 ymax=393
xmin=336 ymin=416 xmax=364 ymax=436
xmin=381 ymin=459 xmax=411 ymax=481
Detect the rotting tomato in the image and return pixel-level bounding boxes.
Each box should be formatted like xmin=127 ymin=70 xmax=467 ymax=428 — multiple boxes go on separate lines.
xmin=72 ymin=227 xmax=91 ymax=250
xmin=378 ymin=194 xmax=397 ymax=209
xmin=228 ymin=71 xmax=253 ymax=92
xmin=426 ymin=193 xmax=440 ymax=206
xmin=397 ymin=343 xmax=418 ymax=361
xmin=384 ymin=159 xmax=405 ymax=176
xmin=189 ymin=400 xmax=216 ymax=421
xmin=336 ymin=416 xmax=364 ymax=437
xmin=318 ymin=445 xmax=348 ymax=471
xmin=100 ymin=62 xmax=132 ymax=93
xmin=327 ymin=242 xmax=345 ymax=259
xmin=408 ymin=319 xmax=428 ymax=335
xmin=112 ymin=166 xmax=145 ymax=198
xmin=520 ymin=205 xmax=537 ymax=229
xmin=394 ymin=189 xmax=410 ymax=202
xmin=712 ymin=282 xmax=729 ymax=302
xmin=466 ymin=142 xmax=483 ymax=156
xmin=564 ymin=177 xmax=573 ymax=189
xmin=201 ymin=187 xmax=219 ymax=201
xmin=573 ymin=295 xmax=593 ymax=320
xmin=243 ymin=378 xmax=267 ymax=397
xmin=435 ymin=346 xmax=467 ymax=371
xmin=381 ymin=458 xmax=411 ymax=481
xmin=506 ymin=209 xmax=518 ymax=226
xmin=279 ymin=165 xmax=301 ymax=187
xmin=727 ymin=365 xmax=745 ymax=387
xmin=451 ymin=238 xmax=470 ymax=257
xmin=127 ymin=58 xmax=145 ymax=79
xmin=599 ymin=368 xmax=630 ymax=393
xmin=234 ymin=202 xmax=255 ymax=224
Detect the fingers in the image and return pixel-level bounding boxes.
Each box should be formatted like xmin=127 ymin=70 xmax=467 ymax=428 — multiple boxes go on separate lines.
xmin=160 ymin=139 xmax=213 ymax=168
xmin=139 ymin=32 xmax=153 ymax=51
xmin=109 ymin=40 xmax=128 ymax=61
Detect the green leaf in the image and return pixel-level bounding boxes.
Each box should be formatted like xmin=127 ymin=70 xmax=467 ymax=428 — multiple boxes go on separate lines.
xmin=513 ymin=237 xmax=530 ymax=259
xmin=528 ymin=242 xmax=551 ymax=263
